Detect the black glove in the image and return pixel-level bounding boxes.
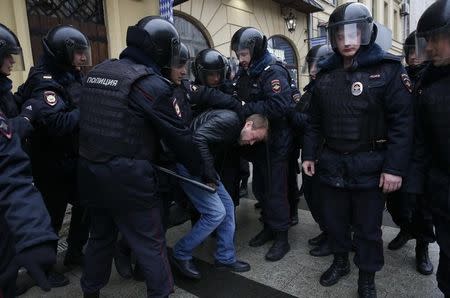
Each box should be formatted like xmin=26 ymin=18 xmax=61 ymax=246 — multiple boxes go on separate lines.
xmin=13 ymin=242 xmax=56 ymax=291
xmin=19 ymin=99 xmax=41 ymax=123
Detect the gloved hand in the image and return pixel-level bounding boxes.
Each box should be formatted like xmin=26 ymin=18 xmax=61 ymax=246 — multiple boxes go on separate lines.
xmin=12 ymin=242 xmax=56 ymax=291
xmin=20 ymin=99 xmax=42 ymax=123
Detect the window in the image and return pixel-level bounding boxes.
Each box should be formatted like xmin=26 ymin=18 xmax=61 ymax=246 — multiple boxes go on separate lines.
xmin=394 ymin=10 xmax=399 ymax=40
xmin=267 ymin=36 xmax=298 ymax=87
xmin=173 ymin=14 xmax=211 ymax=80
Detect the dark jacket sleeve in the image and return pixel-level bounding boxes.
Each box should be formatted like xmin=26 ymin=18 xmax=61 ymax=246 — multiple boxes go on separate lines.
xmin=9 ymin=116 xmax=34 ymax=140
xmin=301 ymin=88 xmax=322 ymax=161
xmin=185 ymin=81 xmax=243 ymax=117
xmin=382 ymin=64 xmax=414 ymax=177
xmin=30 ymin=91 xmax=79 ymax=136
xmin=242 ymin=65 xmax=291 ymax=120
xmin=191 ymin=110 xmax=241 ymax=178
xmin=129 ymin=77 xmax=202 ymax=176
xmin=0 ymin=124 xmax=57 ymax=253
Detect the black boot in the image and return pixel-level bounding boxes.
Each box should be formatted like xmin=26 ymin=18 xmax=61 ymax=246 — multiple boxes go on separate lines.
xmin=84 ymin=292 xmax=100 ymax=298
xmin=319 ymin=253 xmax=350 ymax=287
xmin=388 ymin=229 xmax=412 ymax=250
xmin=169 ymin=254 xmax=201 ymax=279
xmin=358 ymin=271 xmax=377 ymax=298
xmin=47 ymin=270 xmax=70 ymax=288
xmin=308 ymin=232 xmax=328 ymax=246
xmin=309 ymin=240 xmax=332 ymax=257
xmin=265 ymin=231 xmax=290 ymax=261
xmin=415 ymin=241 xmax=433 ymax=275
xmin=249 ymin=227 xmax=273 ymax=247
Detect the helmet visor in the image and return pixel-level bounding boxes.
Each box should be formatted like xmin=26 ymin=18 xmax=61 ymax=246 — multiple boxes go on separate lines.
xmin=198 ymin=68 xmax=226 ymax=87
xmin=328 ymin=22 xmax=372 ymax=49
xmin=415 ymin=26 xmax=450 ymax=65
xmin=1 ymin=47 xmax=24 ymax=72
xmin=167 ymin=37 xmax=181 ymax=68
xmin=227 ymin=56 xmax=239 ymax=80
xmin=69 ymin=44 xmax=92 ymax=67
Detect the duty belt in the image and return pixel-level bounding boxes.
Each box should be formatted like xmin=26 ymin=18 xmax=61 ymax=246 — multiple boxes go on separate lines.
xmin=325 ymin=139 xmax=387 ymax=155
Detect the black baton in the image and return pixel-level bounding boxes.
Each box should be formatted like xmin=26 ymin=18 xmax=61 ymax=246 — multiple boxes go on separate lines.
xmin=154 ymin=165 xmax=216 ymax=193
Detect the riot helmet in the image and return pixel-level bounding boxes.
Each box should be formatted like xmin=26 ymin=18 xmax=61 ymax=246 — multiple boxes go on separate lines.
xmin=327 ymin=3 xmax=374 ymax=53
xmin=0 ymin=23 xmax=24 ymax=72
xmin=126 ymin=16 xmax=181 ymax=68
xmin=403 ymin=31 xmax=421 ymax=66
xmin=194 ymin=48 xmax=228 ymax=87
xmin=42 ymin=25 xmax=91 ymax=67
xmin=416 ymin=0 xmax=450 ymax=66
xmin=302 ymin=44 xmax=333 ymax=77
xmin=231 ymin=27 xmax=267 ymax=67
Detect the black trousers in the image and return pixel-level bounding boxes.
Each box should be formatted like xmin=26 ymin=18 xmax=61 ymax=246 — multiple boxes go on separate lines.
xmin=321 ymin=184 xmax=384 ymax=272
xmin=36 ymin=178 xmax=89 ymax=253
xmin=287 ymin=148 xmax=301 ymax=216
xmin=302 ymin=172 xmax=326 ymax=232
xmin=386 ymin=192 xmax=435 ymax=243
xmin=36 ymin=179 xmax=90 ymax=251
xmin=427 ymin=169 xmax=450 ymax=296
xmin=81 ymin=206 xmax=173 ymax=298
xmin=253 ymin=158 xmax=290 ymax=231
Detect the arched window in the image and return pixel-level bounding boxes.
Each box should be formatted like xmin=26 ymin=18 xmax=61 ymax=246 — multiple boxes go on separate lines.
xmin=267 ymin=36 xmax=299 ymax=87
xmin=174 ymin=13 xmax=211 ymax=80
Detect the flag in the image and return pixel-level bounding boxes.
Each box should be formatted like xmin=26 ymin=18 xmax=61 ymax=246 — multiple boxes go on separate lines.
xmin=160 ymin=0 xmax=174 ymax=23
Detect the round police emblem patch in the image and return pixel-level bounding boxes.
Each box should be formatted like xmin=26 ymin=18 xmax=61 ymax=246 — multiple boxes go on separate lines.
xmin=43 ymin=91 xmax=58 ymax=106
xmin=351 ymin=82 xmax=363 ymax=96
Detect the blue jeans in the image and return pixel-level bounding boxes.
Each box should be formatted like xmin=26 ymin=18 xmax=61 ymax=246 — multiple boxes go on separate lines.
xmin=173 ymin=164 xmax=236 ymax=264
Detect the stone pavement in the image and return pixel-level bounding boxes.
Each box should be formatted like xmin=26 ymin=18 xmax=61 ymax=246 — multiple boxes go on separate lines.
xmin=20 ymin=197 xmax=443 ymax=298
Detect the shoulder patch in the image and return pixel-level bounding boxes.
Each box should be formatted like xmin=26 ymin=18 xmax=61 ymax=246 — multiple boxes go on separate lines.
xmin=43 ymin=91 xmax=58 ymax=106
xmin=172 ymin=97 xmax=182 ymax=118
xmin=401 ymin=73 xmax=413 ymax=93
xmin=0 ymin=113 xmax=12 ymax=139
xmin=190 ymin=84 xmax=199 ymax=92
xmin=271 ymin=79 xmax=281 ymax=93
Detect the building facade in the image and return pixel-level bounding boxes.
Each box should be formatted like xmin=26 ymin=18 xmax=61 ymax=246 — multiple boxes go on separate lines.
xmin=1 ymin=0 xmax=433 ymax=90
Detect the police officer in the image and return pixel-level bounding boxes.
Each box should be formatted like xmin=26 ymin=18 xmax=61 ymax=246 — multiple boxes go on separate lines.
xmin=293 ymin=44 xmax=333 ymax=257
xmin=18 ymin=25 xmax=91 ymax=286
xmin=192 ymin=48 xmax=243 ymax=205
xmin=302 ymin=3 xmax=413 ymax=297
xmin=231 ymin=27 xmax=293 ymax=261
xmin=385 ymin=30 xmax=435 ymax=275
xmin=78 ymin=17 xmax=205 ymax=297
xmin=0 ymin=23 xmax=36 ymax=139
xmin=413 ymin=1 xmax=450 ymax=296
xmin=0 ymin=111 xmax=58 ymax=298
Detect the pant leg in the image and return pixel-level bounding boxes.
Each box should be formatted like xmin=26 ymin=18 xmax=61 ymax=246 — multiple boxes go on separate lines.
xmin=302 ymin=172 xmax=326 ymax=232
xmin=115 ymin=207 xmax=173 ymax=298
xmin=386 ymin=191 xmax=413 ymax=231
xmin=351 ymin=188 xmax=385 ymax=272
xmin=214 ymin=183 xmax=237 ymax=264
xmin=173 ymin=164 xmax=226 ymax=261
xmin=287 ymin=149 xmax=300 ymax=216
xmin=263 ymin=158 xmax=290 ymax=231
xmin=81 ymin=208 xmax=118 ymax=294
xmin=411 ymin=194 xmax=436 ymax=243
xmin=321 ymin=184 xmax=352 ymax=254
xmin=434 ymin=213 xmax=450 ymax=296
xmin=252 ymin=162 xmax=265 ymax=204
xmin=239 ymin=158 xmax=250 ymax=186
xmin=66 ymin=204 xmax=90 ymax=252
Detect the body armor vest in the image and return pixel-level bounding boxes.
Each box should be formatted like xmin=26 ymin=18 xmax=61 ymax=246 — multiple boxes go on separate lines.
xmin=79 ymin=59 xmax=158 ymax=162
xmin=315 ymin=65 xmax=389 ymax=152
